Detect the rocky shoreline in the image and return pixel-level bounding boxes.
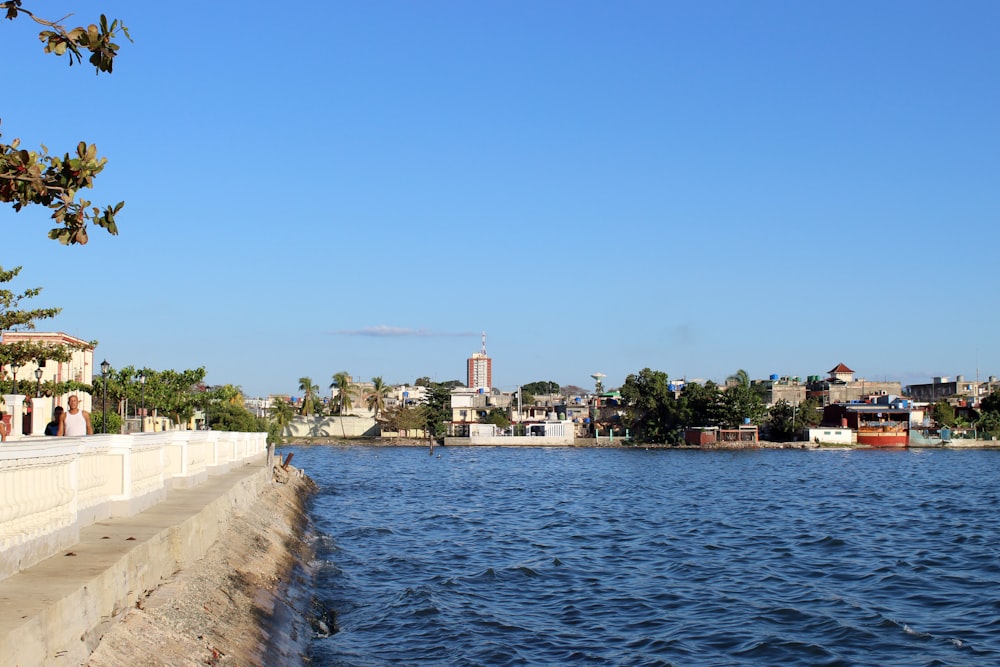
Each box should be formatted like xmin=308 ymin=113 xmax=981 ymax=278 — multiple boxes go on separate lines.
xmin=84 ymin=467 xmax=318 ymax=667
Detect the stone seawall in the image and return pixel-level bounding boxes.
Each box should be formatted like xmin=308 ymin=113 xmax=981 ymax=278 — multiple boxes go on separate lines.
xmin=0 ymin=458 xmax=316 ymax=666
xmin=85 ymin=465 xmax=317 ymax=667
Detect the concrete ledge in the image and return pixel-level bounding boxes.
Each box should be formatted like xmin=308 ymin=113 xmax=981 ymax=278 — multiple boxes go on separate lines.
xmin=0 ymin=456 xmax=270 ymax=666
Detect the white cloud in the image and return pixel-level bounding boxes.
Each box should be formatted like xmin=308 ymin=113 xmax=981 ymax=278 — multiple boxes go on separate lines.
xmin=333 ymin=325 xmax=475 ymax=338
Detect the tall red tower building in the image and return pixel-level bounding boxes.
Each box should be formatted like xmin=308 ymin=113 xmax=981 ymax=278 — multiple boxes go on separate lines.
xmin=467 ymin=331 xmax=492 ymax=390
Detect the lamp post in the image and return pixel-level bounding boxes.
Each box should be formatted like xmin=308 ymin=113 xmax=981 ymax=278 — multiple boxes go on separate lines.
xmin=204 ymin=385 xmax=210 ymax=430
xmin=10 ymin=361 xmax=20 ymax=395
xmin=34 ymin=367 xmax=43 ymax=398
xmin=138 ymin=371 xmax=146 ymax=432
xmin=100 ymin=359 xmax=110 ymax=434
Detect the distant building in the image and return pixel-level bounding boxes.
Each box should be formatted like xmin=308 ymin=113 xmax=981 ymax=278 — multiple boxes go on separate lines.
xmin=449 ymin=387 xmax=510 ymax=426
xmin=244 ymin=396 xmax=274 ymax=418
xmin=467 ymin=353 xmax=491 ymax=390
xmin=467 ymin=331 xmax=492 ymax=390
xmin=905 ymin=375 xmax=1000 ymax=407
xmin=828 ymin=362 xmax=855 ymax=383
xmin=0 ymin=331 xmax=95 ymax=412
xmin=805 ymin=362 xmax=901 ymax=406
xmin=755 ymin=376 xmax=807 ymax=407
xmin=387 ymin=384 xmax=430 ymax=409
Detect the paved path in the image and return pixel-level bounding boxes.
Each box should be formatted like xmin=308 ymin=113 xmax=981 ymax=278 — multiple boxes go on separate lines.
xmin=0 ymin=460 xmax=270 ymax=666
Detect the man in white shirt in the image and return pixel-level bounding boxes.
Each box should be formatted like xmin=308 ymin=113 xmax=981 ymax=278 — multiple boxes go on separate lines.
xmin=58 ymin=395 xmax=93 ymax=436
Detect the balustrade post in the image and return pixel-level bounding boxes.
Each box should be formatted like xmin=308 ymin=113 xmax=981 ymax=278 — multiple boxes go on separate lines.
xmin=30 ymin=396 xmax=54 ymax=436
xmin=3 ymin=395 xmax=26 ymax=441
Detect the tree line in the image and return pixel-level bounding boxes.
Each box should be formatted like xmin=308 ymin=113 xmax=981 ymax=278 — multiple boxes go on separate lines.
xmin=619 ymin=368 xmax=822 ymax=444
xmin=285 ymin=374 xmax=459 ymax=439
xmin=619 ymin=368 xmax=1000 ymax=444
xmin=931 ymin=393 xmax=1000 ymax=440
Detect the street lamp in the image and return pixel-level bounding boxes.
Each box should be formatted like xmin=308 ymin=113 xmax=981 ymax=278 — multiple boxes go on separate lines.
xmin=10 ymin=361 xmax=20 ymax=395
xmin=138 ymin=371 xmax=146 ymax=432
xmin=100 ymin=359 xmax=110 ymax=434
xmin=34 ymin=367 xmax=43 ymax=398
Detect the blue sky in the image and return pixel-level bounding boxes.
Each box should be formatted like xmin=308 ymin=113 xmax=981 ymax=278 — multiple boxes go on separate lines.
xmin=2 ymin=1 xmax=998 ymax=397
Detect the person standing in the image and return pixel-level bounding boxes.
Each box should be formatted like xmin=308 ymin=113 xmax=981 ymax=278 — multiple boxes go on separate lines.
xmin=58 ymin=395 xmax=93 ymax=436
xmin=45 ymin=406 xmax=63 ymax=436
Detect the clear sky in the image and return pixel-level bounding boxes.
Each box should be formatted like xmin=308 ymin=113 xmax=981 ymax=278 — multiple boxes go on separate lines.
xmin=3 ymin=1 xmax=999 ymax=398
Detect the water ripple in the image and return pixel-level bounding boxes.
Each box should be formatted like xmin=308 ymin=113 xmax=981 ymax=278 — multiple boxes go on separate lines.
xmin=289 ymin=446 xmax=1000 ymax=666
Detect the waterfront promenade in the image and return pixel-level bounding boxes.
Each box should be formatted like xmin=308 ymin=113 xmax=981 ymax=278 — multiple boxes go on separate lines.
xmin=0 ymin=430 xmax=271 ymax=665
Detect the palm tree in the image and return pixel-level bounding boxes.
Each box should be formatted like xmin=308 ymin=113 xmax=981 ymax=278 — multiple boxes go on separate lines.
xmin=330 ymin=371 xmax=356 ymax=416
xmin=269 ymin=397 xmax=295 ymax=441
xmin=726 ymin=369 xmax=750 ymax=388
xmin=365 ymin=376 xmax=390 ymax=420
xmin=331 ymin=371 xmax=357 ymax=439
xmin=297 ymin=376 xmax=319 ymax=416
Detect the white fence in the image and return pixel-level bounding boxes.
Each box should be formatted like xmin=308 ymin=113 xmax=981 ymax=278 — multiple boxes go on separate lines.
xmin=445 ymin=421 xmax=577 ymax=446
xmin=0 ymin=430 xmax=268 ymax=581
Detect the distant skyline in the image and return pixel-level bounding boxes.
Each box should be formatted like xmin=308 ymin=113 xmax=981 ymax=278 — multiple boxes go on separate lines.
xmin=3 ymin=1 xmax=999 ymax=397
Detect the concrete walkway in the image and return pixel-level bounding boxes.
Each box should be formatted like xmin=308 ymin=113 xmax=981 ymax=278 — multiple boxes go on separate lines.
xmin=0 ymin=458 xmax=272 ymax=666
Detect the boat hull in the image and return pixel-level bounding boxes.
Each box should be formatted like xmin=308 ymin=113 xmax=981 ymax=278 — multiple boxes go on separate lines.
xmin=858 ymin=429 xmax=908 ymax=447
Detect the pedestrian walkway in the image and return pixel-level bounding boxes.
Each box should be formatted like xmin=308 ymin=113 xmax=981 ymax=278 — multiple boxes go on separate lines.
xmin=0 ymin=457 xmax=270 ymax=666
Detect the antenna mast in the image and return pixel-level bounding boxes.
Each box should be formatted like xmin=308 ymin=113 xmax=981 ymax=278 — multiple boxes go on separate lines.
xmin=481 ymin=330 xmax=487 ymax=355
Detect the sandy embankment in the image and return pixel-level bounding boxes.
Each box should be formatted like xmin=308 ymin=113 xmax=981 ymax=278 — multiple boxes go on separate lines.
xmin=85 ymin=467 xmax=320 ymax=667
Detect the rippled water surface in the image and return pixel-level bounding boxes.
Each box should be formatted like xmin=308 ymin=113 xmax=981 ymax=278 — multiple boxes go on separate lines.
xmin=288 ymin=446 xmax=1000 ymax=666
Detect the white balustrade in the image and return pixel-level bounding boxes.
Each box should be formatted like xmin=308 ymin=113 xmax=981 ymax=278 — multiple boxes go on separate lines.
xmin=0 ymin=430 xmax=267 ymax=580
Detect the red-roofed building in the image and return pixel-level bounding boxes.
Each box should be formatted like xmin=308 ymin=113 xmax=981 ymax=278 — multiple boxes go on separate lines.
xmin=828 ymin=363 xmax=855 ymax=383
xmin=806 ymin=363 xmax=902 ymax=406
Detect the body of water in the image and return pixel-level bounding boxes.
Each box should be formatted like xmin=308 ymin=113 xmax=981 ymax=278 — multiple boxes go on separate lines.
xmin=287 ymin=445 xmax=1000 ymax=666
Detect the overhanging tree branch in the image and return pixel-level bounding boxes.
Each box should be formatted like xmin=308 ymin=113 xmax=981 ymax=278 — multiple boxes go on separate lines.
xmin=2 ymin=4 xmax=129 ymax=244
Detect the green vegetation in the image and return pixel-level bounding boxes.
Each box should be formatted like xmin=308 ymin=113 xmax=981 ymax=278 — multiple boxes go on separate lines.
xmin=381 ymin=404 xmax=427 ymax=435
xmin=153 ymin=370 xmax=213 ymax=428
xmin=978 ymin=392 xmax=1000 ymax=439
xmin=95 ymin=365 xmax=209 ymax=429
xmin=330 ymin=371 xmax=357 ymax=415
xmin=932 ymin=400 xmax=957 ymax=428
xmin=207 ymin=400 xmax=264 ymax=433
xmin=423 ymin=382 xmax=452 ymax=438
xmin=0 ymin=266 xmax=92 ymax=384
xmin=267 ymin=397 xmax=295 ymax=444
xmin=620 ymin=367 xmax=825 ymax=444
xmin=619 ymin=368 xmax=677 ymax=443
xmin=2 ymin=4 xmax=130 ymax=244
xmin=767 ymin=400 xmax=796 ymax=441
xmin=726 ymin=369 xmax=750 ymax=387
xmin=297 ymin=377 xmax=319 ymax=416
xmin=365 ymin=376 xmax=390 ymax=420
xmin=675 ymin=380 xmax=720 ymax=428
xmin=89 ymin=409 xmax=120 ymax=435
xmin=483 ymin=408 xmax=510 ymax=429
xmin=718 ymin=383 xmax=768 ymax=428
xmin=767 ymin=397 xmax=822 ymax=442
xmin=521 ymin=380 xmax=560 ymax=395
